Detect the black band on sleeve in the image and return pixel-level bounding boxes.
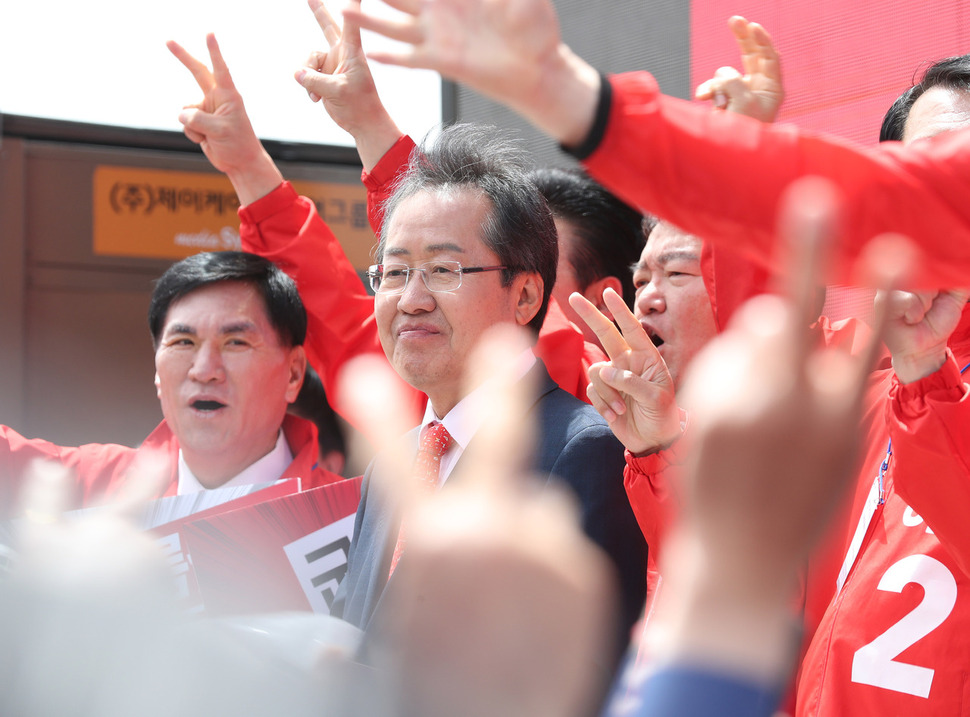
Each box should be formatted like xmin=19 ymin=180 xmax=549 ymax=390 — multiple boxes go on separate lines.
xmin=562 ymin=73 xmax=612 ymax=161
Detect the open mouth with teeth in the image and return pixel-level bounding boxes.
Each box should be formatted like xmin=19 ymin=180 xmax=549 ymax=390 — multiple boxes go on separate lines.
xmin=191 ymin=400 xmax=227 ymax=412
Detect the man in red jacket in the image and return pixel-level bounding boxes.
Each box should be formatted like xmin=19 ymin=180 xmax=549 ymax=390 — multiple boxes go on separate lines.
xmin=0 ymin=251 xmax=342 ymax=517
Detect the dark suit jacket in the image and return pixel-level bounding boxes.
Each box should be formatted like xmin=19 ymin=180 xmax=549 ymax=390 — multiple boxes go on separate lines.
xmin=332 ymin=361 xmax=647 ymax=656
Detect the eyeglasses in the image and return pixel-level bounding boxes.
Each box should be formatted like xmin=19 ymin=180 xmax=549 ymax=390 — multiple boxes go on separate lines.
xmin=366 ymin=261 xmax=508 ymax=294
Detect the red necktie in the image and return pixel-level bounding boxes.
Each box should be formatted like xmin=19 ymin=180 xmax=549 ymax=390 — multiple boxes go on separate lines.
xmin=387 ymin=421 xmax=453 ymax=578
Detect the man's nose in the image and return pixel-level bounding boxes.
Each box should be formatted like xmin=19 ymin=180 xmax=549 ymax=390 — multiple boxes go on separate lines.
xmin=396 ymin=270 xmax=437 ymax=313
xmin=187 ymin=342 xmax=226 ymax=382
xmin=636 ymin=282 xmax=665 ymax=316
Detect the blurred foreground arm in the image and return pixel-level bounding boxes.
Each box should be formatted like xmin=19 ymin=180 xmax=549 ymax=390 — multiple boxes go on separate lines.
xmin=348 ymin=1 xmax=970 ymax=290
xmin=340 ymin=330 xmax=617 ymax=717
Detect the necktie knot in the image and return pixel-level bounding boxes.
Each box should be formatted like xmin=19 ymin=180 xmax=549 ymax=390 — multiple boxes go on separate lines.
xmin=413 ymin=421 xmax=453 ymax=490
xmin=421 ymin=420 xmax=453 ymax=460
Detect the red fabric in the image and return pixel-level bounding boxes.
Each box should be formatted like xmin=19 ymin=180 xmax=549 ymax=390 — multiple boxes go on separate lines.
xmin=0 ymin=414 xmax=342 ymax=518
xmin=584 ymin=72 xmax=970 ymax=291
xmin=583 ymin=71 xmax=970 ymax=715
xmin=796 ymin=310 xmax=970 ymax=716
xmin=239 ymin=181 xmax=425 ymax=426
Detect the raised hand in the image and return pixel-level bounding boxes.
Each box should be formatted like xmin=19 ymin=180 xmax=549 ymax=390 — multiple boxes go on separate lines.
xmin=295 ymin=0 xmax=402 ymax=170
xmin=344 ymin=0 xmax=601 ymax=146
xmin=694 ymin=16 xmax=784 ymax=123
xmin=167 ymin=34 xmax=282 ymax=204
xmin=569 ymin=288 xmax=680 ymax=455
xmin=878 ymin=287 xmax=970 ymax=383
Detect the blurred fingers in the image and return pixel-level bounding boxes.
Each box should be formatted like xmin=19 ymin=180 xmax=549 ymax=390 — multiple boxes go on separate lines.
xmin=338 ymin=354 xmax=416 ymax=508
xmin=458 ymin=325 xmax=535 ymax=493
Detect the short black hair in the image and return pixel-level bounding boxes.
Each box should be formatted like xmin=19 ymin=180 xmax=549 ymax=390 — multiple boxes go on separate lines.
xmin=530 ymin=167 xmax=645 ymax=309
xmin=288 ymin=365 xmax=346 ymax=460
xmin=149 ymin=251 xmax=307 ymax=348
xmin=379 ymin=124 xmax=558 ymax=334
xmin=880 ymin=54 xmax=970 ymax=142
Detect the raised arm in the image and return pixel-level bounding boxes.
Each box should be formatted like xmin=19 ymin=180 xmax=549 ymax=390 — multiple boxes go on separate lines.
xmin=167 ymin=34 xmax=283 ymax=205
xmin=878 ymin=288 xmax=970 ymax=577
xmin=568 ymin=289 xmax=679 ymax=455
xmin=348 ymin=0 xmax=970 ymax=290
xmin=168 ymin=34 xmax=424 ymax=426
xmin=345 ymin=0 xmax=601 ymax=147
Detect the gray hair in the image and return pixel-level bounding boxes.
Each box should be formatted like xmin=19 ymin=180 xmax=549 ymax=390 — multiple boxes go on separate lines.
xmin=378 ymin=124 xmax=558 ymax=334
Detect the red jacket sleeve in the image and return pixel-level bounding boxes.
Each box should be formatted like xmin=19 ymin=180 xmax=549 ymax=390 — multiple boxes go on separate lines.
xmin=622 ymin=439 xmax=686 ymax=555
xmin=584 ymin=72 xmax=970 ymax=290
xmin=363 ymin=134 xmax=417 ymax=234
xmin=238 ymin=182 xmax=424 ymax=426
xmin=0 ymin=426 xmax=145 ymax=518
xmin=888 ymin=349 xmax=970 ymax=578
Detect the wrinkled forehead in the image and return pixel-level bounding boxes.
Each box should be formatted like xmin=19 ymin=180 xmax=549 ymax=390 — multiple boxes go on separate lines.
xmin=383 ymin=186 xmax=492 ymax=259
xmin=903 ymin=86 xmax=970 ymax=144
xmin=641 ymin=221 xmax=703 ymax=264
xmin=163 ymin=281 xmax=271 ymax=330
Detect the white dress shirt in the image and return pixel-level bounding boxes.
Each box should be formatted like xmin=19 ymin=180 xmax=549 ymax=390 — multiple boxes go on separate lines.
xmin=176 ymin=429 xmax=293 ymax=495
xmin=419 ymin=348 xmax=536 ymax=485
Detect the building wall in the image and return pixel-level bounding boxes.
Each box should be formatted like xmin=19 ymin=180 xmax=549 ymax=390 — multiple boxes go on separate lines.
xmin=453 ymin=0 xmax=691 ymax=168
xmin=0 ymin=134 xmax=368 ymax=449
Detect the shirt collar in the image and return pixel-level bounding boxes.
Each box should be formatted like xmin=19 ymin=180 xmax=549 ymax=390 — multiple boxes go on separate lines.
xmin=176 ymin=429 xmax=294 ymax=495
xmin=419 ymin=348 xmax=537 ymax=449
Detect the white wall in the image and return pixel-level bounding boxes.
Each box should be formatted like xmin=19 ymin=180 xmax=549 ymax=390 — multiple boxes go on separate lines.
xmin=1 ymin=0 xmax=441 ymax=147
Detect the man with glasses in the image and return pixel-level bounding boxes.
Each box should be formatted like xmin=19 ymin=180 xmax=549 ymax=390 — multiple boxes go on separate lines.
xmin=334 ymin=124 xmax=646 ymax=662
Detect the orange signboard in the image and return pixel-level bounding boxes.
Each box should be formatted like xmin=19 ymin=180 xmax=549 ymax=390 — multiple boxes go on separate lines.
xmin=92 ymin=166 xmax=376 ymax=268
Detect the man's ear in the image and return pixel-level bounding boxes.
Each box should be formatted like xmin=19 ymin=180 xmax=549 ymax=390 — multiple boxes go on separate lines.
xmin=513 ymin=273 xmax=544 ymax=327
xmin=285 ymin=346 xmax=307 ymax=403
xmin=583 ymin=275 xmax=624 ymax=317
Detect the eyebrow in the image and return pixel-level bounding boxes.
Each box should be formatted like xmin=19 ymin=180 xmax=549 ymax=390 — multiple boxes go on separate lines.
xmin=384 ymin=242 xmax=466 ymax=259
xmin=656 ymin=250 xmax=700 ymax=265
xmin=163 ymin=321 xmax=258 ymax=336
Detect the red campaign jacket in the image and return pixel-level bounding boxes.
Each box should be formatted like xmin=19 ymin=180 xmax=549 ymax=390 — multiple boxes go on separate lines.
xmin=238 ymin=142 xmax=605 ymax=426
xmin=584 ymin=72 xmax=970 ymax=291
xmin=0 ymin=414 xmax=340 ymax=517
xmin=796 ymin=321 xmax=970 ymax=716
xmin=585 ymin=71 xmax=970 ymax=716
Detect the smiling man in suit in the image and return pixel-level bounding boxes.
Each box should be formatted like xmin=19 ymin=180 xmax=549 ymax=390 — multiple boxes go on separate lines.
xmin=332 ymin=124 xmax=646 ymax=660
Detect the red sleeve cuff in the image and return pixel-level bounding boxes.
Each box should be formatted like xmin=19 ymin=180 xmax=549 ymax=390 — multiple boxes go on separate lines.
xmin=238 ymin=181 xmax=298 ymax=225
xmin=626 ymin=418 xmax=688 ymax=475
xmin=583 ymin=72 xmax=661 ymax=170
xmin=361 ymin=135 xmax=416 ymax=191
xmin=891 ymin=348 xmax=968 ymax=408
